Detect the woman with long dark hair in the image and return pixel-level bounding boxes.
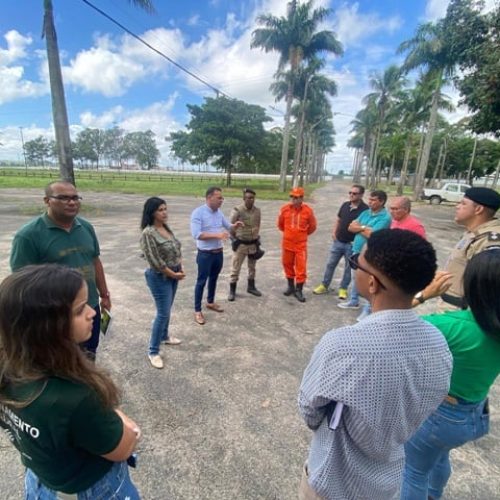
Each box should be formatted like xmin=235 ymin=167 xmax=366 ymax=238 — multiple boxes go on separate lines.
xmin=0 ymin=264 xmax=141 ymax=499
xmin=401 ymin=247 xmax=500 ymax=499
xmin=140 ymin=197 xmax=185 ymax=369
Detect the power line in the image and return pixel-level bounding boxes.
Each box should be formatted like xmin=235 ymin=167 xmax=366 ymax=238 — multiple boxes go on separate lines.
xmin=80 ymin=0 xmax=230 ymax=99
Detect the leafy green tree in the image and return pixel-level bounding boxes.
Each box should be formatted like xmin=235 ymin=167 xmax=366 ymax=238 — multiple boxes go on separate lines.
xmin=170 ymin=97 xmax=272 ymax=186
xmin=103 ymin=126 xmax=126 ymax=168
xmin=24 ymin=136 xmax=51 ymax=166
xmin=444 ymin=0 xmax=500 ymax=136
xmin=43 ymin=0 xmax=154 ymax=184
xmin=251 ymin=0 xmax=343 ymax=191
xmin=122 ymin=130 xmax=159 ymax=169
xmin=74 ymin=128 xmax=106 ymax=169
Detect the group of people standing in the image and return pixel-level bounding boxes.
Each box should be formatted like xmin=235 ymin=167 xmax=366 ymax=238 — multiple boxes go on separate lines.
xmin=1 ymin=179 xmax=500 ymax=499
xmin=298 ymin=184 xmax=500 ymax=499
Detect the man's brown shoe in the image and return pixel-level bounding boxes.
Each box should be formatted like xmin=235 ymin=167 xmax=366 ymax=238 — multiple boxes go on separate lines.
xmin=206 ymin=303 xmax=224 ymax=313
xmin=194 ymin=312 xmax=206 ymax=325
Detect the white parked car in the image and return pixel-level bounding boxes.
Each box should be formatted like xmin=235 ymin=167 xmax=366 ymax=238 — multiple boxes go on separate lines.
xmin=421 ymin=182 xmax=471 ymax=205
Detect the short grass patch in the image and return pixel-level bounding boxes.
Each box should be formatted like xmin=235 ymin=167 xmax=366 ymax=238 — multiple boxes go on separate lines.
xmin=0 ymin=168 xmax=323 ymax=201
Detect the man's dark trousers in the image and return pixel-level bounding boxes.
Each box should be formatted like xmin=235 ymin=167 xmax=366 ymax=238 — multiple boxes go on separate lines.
xmin=195 ymin=250 xmax=223 ymax=312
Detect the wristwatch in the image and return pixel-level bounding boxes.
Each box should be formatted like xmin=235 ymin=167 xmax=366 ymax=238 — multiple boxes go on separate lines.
xmin=360 ymin=225 xmax=366 ymax=231
xmin=415 ymin=291 xmax=425 ymax=304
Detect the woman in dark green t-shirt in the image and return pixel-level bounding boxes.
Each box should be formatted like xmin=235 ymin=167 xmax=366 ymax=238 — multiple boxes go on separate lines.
xmin=0 ymin=264 xmax=141 ymax=499
xmin=402 ymin=248 xmax=500 ymax=499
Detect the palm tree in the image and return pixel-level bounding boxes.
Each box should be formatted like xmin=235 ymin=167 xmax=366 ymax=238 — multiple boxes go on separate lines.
xmin=293 ymin=63 xmax=337 ymax=186
xmin=43 ymin=0 xmax=154 ymax=184
xmin=393 ymin=73 xmax=454 ymax=194
xmin=350 ymin=99 xmax=378 ymax=184
xmin=251 ymin=0 xmax=343 ymax=191
xmin=398 ymin=21 xmax=457 ymax=200
xmin=272 ymin=59 xmax=338 ymax=186
xmin=364 ymin=65 xmax=406 ymax=188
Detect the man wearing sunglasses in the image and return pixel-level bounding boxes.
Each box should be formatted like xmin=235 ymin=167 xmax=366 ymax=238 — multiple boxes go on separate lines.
xmin=313 ymin=185 xmax=368 ymax=299
xmin=10 ymin=181 xmax=111 ymax=361
xmin=277 ymin=187 xmax=317 ymax=302
xmin=338 ymin=189 xmax=391 ymax=315
xmin=298 ymin=229 xmax=452 ymax=500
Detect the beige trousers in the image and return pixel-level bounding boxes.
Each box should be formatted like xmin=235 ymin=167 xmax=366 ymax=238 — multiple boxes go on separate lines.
xmin=230 ymin=243 xmax=257 ymax=282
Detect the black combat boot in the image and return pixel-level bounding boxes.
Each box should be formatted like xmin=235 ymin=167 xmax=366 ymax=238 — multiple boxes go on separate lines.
xmin=295 ymin=282 xmax=306 ymax=303
xmin=228 ymin=282 xmax=237 ymax=301
xmin=283 ymin=278 xmax=295 ymax=296
xmin=247 ymin=279 xmax=262 ymax=297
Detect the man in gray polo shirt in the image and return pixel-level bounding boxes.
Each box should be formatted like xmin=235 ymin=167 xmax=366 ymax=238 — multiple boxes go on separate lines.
xmin=298 ymin=229 xmax=452 ymax=500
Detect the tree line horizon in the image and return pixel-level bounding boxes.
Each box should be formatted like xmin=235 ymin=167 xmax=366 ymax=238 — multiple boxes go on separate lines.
xmin=39 ymin=0 xmax=499 ymax=193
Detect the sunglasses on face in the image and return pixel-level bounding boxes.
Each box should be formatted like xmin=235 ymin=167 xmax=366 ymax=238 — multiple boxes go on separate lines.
xmin=290 ymin=196 xmax=302 ymax=200
xmin=348 ymin=254 xmax=387 ymax=290
xmin=349 ymin=191 xmax=361 ymax=195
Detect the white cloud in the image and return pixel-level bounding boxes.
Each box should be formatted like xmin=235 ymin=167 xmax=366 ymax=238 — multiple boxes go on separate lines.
xmin=0 ymin=30 xmax=47 ymax=104
xmin=64 ymin=45 xmax=145 ymax=97
xmin=80 ymin=106 xmax=125 ymax=129
xmin=62 ymin=28 xmax=187 ymax=97
xmin=0 ymin=66 xmax=47 ymax=104
xmin=0 ymin=30 xmax=32 ymax=65
xmin=425 ymin=0 xmax=450 ymax=20
xmin=333 ymin=2 xmax=403 ymax=46
xmin=78 ymin=95 xmax=181 ymax=162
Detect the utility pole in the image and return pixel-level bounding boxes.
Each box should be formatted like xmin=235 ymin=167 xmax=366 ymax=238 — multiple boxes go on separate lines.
xmin=19 ymin=127 xmax=28 ymax=175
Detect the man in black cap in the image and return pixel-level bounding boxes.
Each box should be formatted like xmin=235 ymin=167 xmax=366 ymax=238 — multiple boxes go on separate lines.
xmin=439 ymin=187 xmax=500 ymax=308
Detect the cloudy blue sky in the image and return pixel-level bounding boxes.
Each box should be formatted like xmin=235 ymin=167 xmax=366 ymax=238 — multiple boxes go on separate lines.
xmin=0 ymin=0 xmax=485 ymax=172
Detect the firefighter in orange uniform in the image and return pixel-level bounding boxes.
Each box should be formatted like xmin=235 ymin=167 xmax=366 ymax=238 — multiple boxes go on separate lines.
xmin=277 ymin=187 xmax=317 ymax=303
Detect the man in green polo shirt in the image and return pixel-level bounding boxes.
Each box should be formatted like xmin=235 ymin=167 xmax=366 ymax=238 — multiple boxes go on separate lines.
xmin=10 ymin=181 xmax=111 ymax=359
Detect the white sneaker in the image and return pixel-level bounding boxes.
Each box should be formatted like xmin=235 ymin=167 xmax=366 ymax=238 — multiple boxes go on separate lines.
xmin=148 ymin=354 xmax=164 ymax=369
xmin=337 ymin=301 xmax=360 ymax=309
xmin=164 ymin=337 xmax=182 ymax=346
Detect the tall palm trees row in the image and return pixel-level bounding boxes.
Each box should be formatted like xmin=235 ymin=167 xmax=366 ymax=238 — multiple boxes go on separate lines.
xmin=350 ymin=1 xmax=499 ymax=198
xmin=251 ymin=0 xmax=343 ymax=190
xmin=45 ymin=0 xmax=497 ymax=191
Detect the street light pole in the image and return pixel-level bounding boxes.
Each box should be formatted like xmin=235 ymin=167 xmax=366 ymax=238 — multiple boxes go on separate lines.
xmin=19 ymin=127 xmax=28 ymax=175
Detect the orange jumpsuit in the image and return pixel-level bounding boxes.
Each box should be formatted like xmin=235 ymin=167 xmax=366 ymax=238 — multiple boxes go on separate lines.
xmin=277 ymin=202 xmax=317 ymax=284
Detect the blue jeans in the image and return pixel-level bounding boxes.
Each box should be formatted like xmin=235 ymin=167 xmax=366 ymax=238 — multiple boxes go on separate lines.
xmin=401 ymin=398 xmax=490 ymax=500
xmin=145 ymin=268 xmax=179 ymax=355
xmin=194 ymin=250 xmax=223 ymax=312
xmin=321 ymin=240 xmax=352 ymax=289
xmin=80 ymin=306 xmax=101 ymax=357
xmin=25 ymin=460 xmax=140 ymax=499
xmin=348 ymin=269 xmax=360 ymax=305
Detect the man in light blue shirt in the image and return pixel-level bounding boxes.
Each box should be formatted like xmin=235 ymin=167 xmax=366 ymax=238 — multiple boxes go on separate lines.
xmin=338 ymin=190 xmax=391 ymax=312
xmin=190 ymin=186 xmax=242 ymax=325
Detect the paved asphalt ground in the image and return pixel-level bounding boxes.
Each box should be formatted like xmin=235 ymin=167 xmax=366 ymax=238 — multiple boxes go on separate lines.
xmin=0 ymin=181 xmax=498 ymax=499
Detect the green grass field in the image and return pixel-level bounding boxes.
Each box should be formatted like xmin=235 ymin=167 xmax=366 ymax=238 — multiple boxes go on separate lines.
xmin=0 ymin=168 xmax=322 ymax=200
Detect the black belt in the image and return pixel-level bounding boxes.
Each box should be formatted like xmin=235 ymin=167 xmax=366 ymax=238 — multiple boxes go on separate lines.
xmin=441 ymin=293 xmax=467 ymax=309
xmin=198 ymin=248 xmax=223 ymax=254
xmin=237 ymin=239 xmax=259 ymax=245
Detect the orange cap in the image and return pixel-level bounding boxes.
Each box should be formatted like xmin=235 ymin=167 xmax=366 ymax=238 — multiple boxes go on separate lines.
xmin=289 ymin=187 xmax=305 ymax=197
